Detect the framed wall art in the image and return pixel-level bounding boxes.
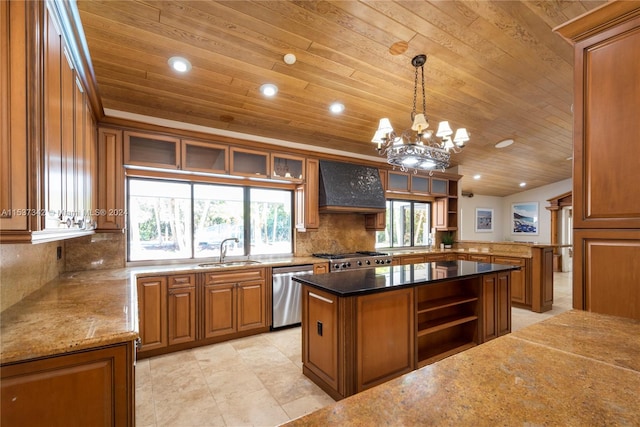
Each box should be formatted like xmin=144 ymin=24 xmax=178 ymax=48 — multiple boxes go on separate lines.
xmin=511 ymin=202 xmax=539 ymax=235
xmin=475 ymin=208 xmax=494 ymax=232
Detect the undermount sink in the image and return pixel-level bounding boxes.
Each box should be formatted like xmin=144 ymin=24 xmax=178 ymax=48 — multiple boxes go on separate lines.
xmin=198 ymin=260 xmax=261 ymax=268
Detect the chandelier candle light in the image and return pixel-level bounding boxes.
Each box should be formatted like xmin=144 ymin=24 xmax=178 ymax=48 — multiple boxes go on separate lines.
xmin=372 ymin=54 xmax=469 ymax=173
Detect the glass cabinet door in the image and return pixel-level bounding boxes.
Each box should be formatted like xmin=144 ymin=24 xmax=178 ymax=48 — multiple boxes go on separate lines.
xmin=182 ymin=140 xmax=228 ymax=174
xmin=124 ymin=131 xmax=180 ymax=169
xmin=271 ymin=153 xmax=304 ymax=181
xmin=230 ymin=147 xmax=269 ymax=177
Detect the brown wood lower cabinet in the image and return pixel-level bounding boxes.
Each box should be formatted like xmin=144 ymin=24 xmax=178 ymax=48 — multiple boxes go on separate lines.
xmin=1 ymin=342 xmax=135 ymax=426
xmin=302 ymin=271 xmax=510 ymax=400
xmin=138 ymin=268 xmax=268 ymax=358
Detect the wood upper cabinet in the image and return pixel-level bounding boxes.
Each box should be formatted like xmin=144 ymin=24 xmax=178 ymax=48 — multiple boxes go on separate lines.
xmin=97 ymin=128 xmax=124 ymax=231
xmin=230 ymin=147 xmax=269 ymax=178
xmin=137 ymin=276 xmax=168 ymax=352
xmin=1 ymin=1 xmax=97 ymax=242
xmin=434 ymin=179 xmax=458 ymax=231
xmin=1 ymin=342 xmax=135 ymax=427
xmin=272 ymin=153 xmax=305 ymax=182
xmin=296 ymin=158 xmax=320 ymax=231
xmin=181 ymin=139 xmax=228 ymax=174
xmin=124 ymin=131 xmax=180 ymax=170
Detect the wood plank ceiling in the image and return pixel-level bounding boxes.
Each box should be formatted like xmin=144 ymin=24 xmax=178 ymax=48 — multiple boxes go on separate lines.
xmin=76 ymin=0 xmax=605 ymax=197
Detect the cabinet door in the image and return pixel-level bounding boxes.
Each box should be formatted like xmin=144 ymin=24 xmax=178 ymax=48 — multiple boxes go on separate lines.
xmin=303 ymin=286 xmax=339 ymax=392
xmin=573 ymin=229 xmax=640 ymax=320
xmin=410 ymin=175 xmax=429 ymax=194
xmin=572 ymin=19 xmax=640 ymax=229
xmin=97 ymin=128 xmax=124 ymax=231
xmin=491 ymin=257 xmax=527 ymax=304
xmin=387 ymin=172 xmax=409 ymax=192
xmin=399 ymin=254 xmax=426 ymax=265
xmin=237 ymin=279 xmax=266 ymax=331
xmin=137 ymin=277 xmax=167 ymax=351
xmin=42 ymin=7 xmax=64 ymax=231
xmin=61 ymin=46 xmax=75 ymax=225
xmin=230 ymin=147 xmax=269 ymax=177
xmin=124 ymin=131 xmax=180 ymax=169
xmin=497 ymin=271 xmax=511 ymax=336
xmin=295 ymin=158 xmax=319 ymax=230
xmin=481 ymin=274 xmax=497 ymax=342
xmin=272 ymin=153 xmax=304 ymax=181
xmin=203 ymin=283 xmax=236 ymax=338
xmin=182 ymin=139 xmax=228 ymax=174
xmin=168 ymin=275 xmax=196 ymax=346
xmin=356 ymin=288 xmax=414 ymax=392
xmin=73 ymin=76 xmax=85 ymax=225
xmin=430 ymin=178 xmax=448 ymax=195
xmin=433 ymin=198 xmax=447 ymax=230
xmin=1 ymin=343 xmax=134 ymax=427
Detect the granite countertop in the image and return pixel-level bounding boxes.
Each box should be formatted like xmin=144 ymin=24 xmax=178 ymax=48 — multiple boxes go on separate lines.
xmin=0 ymin=256 xmax=325 ymax=365
xmin=293 ymin=260 xmax=518 ymax=297
xmin=0 ymin=268 xmax=138 ymax=365
xmin=282 ymin=310 xmax=640 ymax=426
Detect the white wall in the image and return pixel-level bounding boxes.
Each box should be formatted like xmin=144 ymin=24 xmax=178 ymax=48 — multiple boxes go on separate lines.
xmin=459 ymin=178 xmax=572 ymax=244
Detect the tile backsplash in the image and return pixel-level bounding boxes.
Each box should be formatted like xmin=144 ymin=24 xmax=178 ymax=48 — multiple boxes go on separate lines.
xmin=295 ymin=213 xmax=376 ymax=256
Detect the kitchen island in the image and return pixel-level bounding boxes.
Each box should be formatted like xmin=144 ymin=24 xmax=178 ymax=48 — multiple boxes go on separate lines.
xmin=293 ymin=260 xmax=519 ymax=400
xmin=282 ymin=310 xmax=640 ymax=426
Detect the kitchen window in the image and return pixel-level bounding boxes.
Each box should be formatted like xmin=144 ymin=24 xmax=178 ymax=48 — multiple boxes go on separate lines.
xmin=128 ymin=178 xmax=293 ymax=262
xmin=375 ymin=200 xmax=431 ymax=248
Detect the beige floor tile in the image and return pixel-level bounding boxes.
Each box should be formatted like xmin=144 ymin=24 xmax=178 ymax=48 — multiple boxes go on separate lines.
xmin=137 ymin=272 xmax=573 ymax=426
xmin=216 ymin=388 xmax=290 ymax=427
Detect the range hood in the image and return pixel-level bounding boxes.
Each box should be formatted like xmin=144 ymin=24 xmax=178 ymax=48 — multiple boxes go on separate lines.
xmin=318 ymin=160 xmax=386 ymax=213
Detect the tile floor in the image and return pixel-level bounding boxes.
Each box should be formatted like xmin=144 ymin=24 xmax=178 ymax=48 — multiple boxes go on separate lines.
xmin=136 ymin=272 xmax=573 ymax=427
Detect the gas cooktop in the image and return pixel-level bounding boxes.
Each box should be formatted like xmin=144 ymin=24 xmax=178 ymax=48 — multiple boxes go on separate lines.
xmin=313 ymin=251 xmax=392 ymax=271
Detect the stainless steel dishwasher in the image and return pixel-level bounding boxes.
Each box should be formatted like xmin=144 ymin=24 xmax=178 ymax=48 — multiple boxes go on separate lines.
xmin=271 ymin=265 xmax=314 ymax=329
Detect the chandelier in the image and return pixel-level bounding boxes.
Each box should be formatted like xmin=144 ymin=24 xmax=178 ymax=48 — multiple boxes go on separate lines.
xmin=371 ymin=54 xmax=469 ymax=173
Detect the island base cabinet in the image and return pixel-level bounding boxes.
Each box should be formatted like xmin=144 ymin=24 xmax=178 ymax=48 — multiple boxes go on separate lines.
xmin=1 ymin=342 xmax=135 ymax=427
xmin=482 ymin=272 xmax=512 ymax=342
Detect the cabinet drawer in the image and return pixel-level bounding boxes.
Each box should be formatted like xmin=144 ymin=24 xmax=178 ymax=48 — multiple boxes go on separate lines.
xmin=467 ymin=254 xmax=492 ymax=262
xmin=168 ymin=274 xmax=196 ymax=289
xmin=204 ymin=268 xmax=265 ymax=284
xmin=491 ymin=256 xmax=526 ymax=266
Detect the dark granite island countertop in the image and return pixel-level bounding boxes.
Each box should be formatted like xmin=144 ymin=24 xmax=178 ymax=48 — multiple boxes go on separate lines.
xmin=292 ymin=260 xmax=519 ymax=296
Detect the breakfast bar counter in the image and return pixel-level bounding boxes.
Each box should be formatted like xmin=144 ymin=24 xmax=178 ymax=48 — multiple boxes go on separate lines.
xmin=283 ymin=310 xmax=640 ymax=426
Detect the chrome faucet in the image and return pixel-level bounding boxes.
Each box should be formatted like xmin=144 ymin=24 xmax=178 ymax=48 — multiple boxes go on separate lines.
xmin=219 ymin=238 xmax=239 ymax=263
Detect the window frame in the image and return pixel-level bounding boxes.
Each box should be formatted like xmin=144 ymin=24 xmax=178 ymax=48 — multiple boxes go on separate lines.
xmin=126 ymin=175 xmax=294 ymax=263
xmin=376 ymin=199 xmax=432 ymax=249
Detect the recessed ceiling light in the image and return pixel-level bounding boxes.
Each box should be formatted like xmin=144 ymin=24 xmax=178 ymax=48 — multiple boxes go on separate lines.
xmin=168 ymin=56 xmax=192 ymax=73
xmin=260 ymin=83 xmax=278 ymax=97
xmin=283 ymin=53 xmax=297 ymax=65
xmin=329 ymin=102 xmax=345 ymax=114
xmin=519 ymin=182 xmax=527 ymax=187
xmin=495 ymin=139 xmax=514 ymax=148
xmin=473 ymin=174 xmax=481 ymax=180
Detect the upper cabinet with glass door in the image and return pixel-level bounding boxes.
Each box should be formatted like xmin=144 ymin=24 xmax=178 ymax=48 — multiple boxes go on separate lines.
xmin=124 ymin=131 xmax=181 ymax=170
xmin=271 ymin=153 xmax=304 ymax=182
xmin=230 ymin=147 xmax=269 ymax=178
xmin=182 ymin=140 xmax=228 ymax=174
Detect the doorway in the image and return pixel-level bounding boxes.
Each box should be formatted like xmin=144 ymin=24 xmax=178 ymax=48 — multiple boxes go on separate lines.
xmin=561 ymin=206 xmax=572 ymax=272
